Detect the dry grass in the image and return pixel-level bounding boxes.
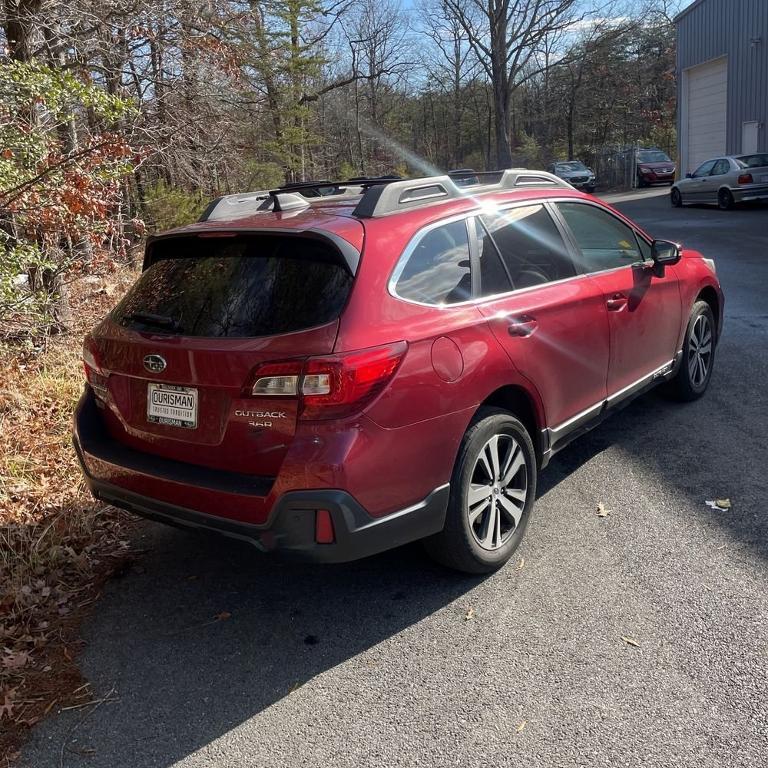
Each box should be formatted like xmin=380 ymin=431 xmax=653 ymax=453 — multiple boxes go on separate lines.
xmin=0 ymin=267 xmax=137 ymax=764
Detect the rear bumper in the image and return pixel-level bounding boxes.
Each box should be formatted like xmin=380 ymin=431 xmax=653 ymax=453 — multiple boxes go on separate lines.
xmin=732 ymin=184 xmax=768 ymax=202
xmin=74 ymin=390 xmax=449 ymax=562
xmin=82 ymin=473 xmax=449 ymax=563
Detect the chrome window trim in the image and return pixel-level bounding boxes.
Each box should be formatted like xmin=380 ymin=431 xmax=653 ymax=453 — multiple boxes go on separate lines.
xmin=389 ymin=200 xmax=585 ymax=308
xmin=387 ymin=197 xmax=655 ymax=310
xmin=387 ymin=212 xmax=476 ymax=307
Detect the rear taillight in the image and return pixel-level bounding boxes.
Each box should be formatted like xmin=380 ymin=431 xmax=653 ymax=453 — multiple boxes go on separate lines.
xmin=738 ymin=173 xmax=753 ymax=185
xmin=82 ymin=338 xmax=108 ymax=402
xmin=301 ymin=342 xmax=407 ymax=420
xmin=249 ymin=361 xmax=302 ymax=396
xmin=246 ymin=342 xmax=407 ymax=420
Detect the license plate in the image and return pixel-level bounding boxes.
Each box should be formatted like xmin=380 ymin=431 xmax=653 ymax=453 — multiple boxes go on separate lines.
xmin=147 ymin=383 xmax=198 ymax=429
xmin=759 ymin=174 xmax=768 ymax=183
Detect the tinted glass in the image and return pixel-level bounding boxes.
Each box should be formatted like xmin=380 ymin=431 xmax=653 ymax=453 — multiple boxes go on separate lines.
xmin=112 ymin=236 xmax=353 ymax=337
xmin=481 ymin=205 xmax=575 ymax=289
xmin=693 ymin=160 xmax=716 ymax=178
xmin=638 ymin=236 xmax=652 ymax=261
xmin=638 ymin=150 xmax=671 ymax=163
xmin=556 ymin=162 xmax=588 ymax=172
xmin=557 ymin=202 xmax=641 ymax=272
xmin=473 ymin=218 xmax=512 ymax=296
xmin=394 ymin=220 xmax=472 ymax=304
xmin=736 ymin=154 xmax=768 ymax=169
xmin=711 ymin=159 xmax=730 ymax=175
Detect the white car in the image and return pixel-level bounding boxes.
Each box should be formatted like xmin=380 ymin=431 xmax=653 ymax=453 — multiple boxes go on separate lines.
xmin=672 ymin=154 xmax=768 ymax=210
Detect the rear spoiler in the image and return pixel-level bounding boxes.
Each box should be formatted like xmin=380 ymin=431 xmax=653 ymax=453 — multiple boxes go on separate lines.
xmin=143 ymin=228 xmax=361 ymax=275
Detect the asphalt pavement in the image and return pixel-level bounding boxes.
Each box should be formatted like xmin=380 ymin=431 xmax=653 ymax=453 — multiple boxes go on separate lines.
xmin=22 ymin=192 xmax=768 ymax=768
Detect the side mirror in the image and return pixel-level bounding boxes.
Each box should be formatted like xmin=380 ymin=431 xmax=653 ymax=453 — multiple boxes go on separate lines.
xmin=685 ymin=172 xmax=693 ymax=179
xmin=650 ymin=239 xmax=681 ymax=276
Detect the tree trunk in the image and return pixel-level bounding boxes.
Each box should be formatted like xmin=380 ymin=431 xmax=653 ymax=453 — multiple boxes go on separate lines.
xmin=490 ymin=36 xmax=512 ymax=168
xmin=4 ymin=0 xmax=42 ymax=61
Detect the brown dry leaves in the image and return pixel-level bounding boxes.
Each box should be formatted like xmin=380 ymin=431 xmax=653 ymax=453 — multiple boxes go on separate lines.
xmin=0 ymin=268 xmax=136 ymax=755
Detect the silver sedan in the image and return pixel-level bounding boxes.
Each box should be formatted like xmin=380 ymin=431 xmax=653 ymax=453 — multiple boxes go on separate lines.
xmin=671 ymin=153 xmax=768 ymax=210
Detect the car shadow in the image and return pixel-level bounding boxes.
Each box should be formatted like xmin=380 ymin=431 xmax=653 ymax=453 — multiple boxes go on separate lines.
xmin=24 ymin=524 xmax=485 ymax=768
xmin=25 ymin=341 xmax=766 ymax=768
xmin=538 ymin=372 xmax=768 ymax=564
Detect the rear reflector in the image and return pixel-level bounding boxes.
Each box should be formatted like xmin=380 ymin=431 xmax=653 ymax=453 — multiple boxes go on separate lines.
xmin=315 ymin=509 xmax=335 ymax=544
xmin=738 ymin=173 xmax=753 ymax=185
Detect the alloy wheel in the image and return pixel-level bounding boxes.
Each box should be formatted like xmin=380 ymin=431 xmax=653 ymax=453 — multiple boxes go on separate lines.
xmin=467 ymin=434 xmax=528 ymax=551
xmin=688 ymin=314 xmax=713 ymax=388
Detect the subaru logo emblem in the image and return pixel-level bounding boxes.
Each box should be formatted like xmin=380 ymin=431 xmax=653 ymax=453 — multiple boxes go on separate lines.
xmin=143 ymin=354 xmax=167 ymax=373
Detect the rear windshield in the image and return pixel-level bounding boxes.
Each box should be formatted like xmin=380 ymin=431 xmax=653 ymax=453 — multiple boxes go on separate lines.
xmin=112 ymin=235 xmax=353 ymax=338
xmin=735 ymin=154 xmax=768 ymax=169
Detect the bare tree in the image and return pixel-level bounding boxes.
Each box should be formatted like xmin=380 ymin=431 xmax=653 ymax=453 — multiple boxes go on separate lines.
xmin=441 ymin=0 xmax=581 ymax=167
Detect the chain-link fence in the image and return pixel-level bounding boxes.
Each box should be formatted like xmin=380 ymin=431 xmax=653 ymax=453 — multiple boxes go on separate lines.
xmin=581 ymin=140 xmax=677 ymax=191
xmin=582 ymin=147 xmax=637 ymax=190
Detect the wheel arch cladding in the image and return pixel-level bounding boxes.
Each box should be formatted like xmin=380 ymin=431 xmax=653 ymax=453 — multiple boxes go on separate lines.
xmin=697 ymin=286 xmax=720 ymax=339
xmin=479 ymin=385 xmax=542 ymax=459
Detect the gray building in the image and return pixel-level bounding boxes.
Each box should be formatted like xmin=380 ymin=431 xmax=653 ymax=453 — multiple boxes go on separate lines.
xmin=675 ymin=0 xmax=768 ymax=175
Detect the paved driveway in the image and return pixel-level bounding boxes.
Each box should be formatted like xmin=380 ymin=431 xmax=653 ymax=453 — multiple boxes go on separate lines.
xmin=23 ymin=196 xmax=768 ymax=768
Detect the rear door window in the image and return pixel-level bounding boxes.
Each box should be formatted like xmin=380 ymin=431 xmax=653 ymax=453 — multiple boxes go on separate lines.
xmin=711 ymin=159 xmax=730 ymax=175
xmin=480 ymin=204 xmax=576 ymax=289
xmin=393 ymin=219 xmax=472 ymax=305
xmin=112 ymin=235 xmax=353 ymax=337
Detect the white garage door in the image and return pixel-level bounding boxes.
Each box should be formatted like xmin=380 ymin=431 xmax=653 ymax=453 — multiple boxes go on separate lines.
xmin=686 ymin=57 xmax=727 ymax=171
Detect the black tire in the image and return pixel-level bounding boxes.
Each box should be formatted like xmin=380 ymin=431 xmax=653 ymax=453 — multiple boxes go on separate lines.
xmin=717 ymin=188 xmax=734 ymax=210
xmin=586 ymin=185 xmax=596 ymax=194
xmin=668 ymin=301 xmax=716 ymax=401
xmin=424 ymin=408 xmax=537 ymax=574
xmin=671 ymin=187 xmax=683 ymax=207
xmin=637 ymin=175 xmax=648 ymax=188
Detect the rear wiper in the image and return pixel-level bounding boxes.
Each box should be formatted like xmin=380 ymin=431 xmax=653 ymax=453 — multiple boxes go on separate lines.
xmin=122 ymin=311 xmax=183 ymax=332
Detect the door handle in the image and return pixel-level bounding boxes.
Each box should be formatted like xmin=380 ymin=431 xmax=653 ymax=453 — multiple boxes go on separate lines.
xmin=507 ymin=314 xmax=538 ymax=337
xmin=606 ymin=293 xmax=628 ymax=311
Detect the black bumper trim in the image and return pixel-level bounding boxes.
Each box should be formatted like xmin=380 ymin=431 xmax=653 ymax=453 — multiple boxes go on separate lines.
xmin=75 ymin=388 xmax=275 ymax=497
xmin=86 ymin=478 xmax=450 ymax=563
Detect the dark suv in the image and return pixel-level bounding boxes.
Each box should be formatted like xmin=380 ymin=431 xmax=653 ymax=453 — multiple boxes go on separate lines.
xmin=75 ymin=170 xmax=723 ymax=573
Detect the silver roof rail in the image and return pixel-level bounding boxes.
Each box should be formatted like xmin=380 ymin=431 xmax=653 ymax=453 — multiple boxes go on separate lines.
xmin=498 ymin=169 xmax=573 ymax=189
xmin=353 ymin=175 xmax=464 ymax=218
xmin=198 ymin=191 xmax=271 ymax=222
xmin=199 ymin=168 xmax=574 ymax=222
xmin=453 ymin=168 xmax=573 ymax=191
xmin=270 ymin=192 xmax=311 ymax=212
xmin=352 ymin=169 xmax=573 ymax=218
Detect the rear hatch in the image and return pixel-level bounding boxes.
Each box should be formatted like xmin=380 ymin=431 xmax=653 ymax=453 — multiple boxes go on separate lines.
xmin=87 ymin=230 xmax=359 ymax=477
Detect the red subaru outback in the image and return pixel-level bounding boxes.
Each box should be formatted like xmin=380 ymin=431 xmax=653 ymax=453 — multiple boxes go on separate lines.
xmin=74 ymin=171 xmax=723 ymax=573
